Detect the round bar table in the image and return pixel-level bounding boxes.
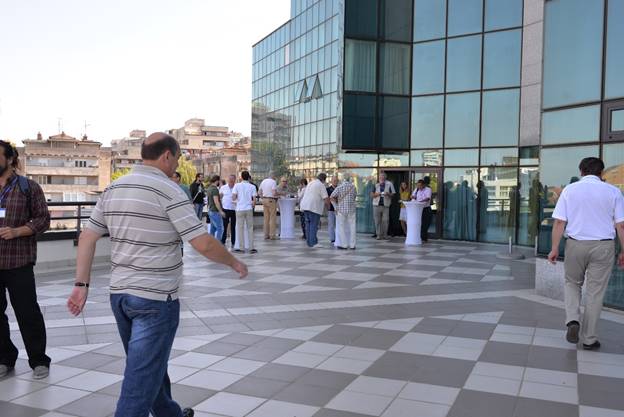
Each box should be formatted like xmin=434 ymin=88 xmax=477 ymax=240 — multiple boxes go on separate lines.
xmin=404 ymin=200 xmax=425 ymax=246
xmin=278 ymin=197 xmax=297 ymax=239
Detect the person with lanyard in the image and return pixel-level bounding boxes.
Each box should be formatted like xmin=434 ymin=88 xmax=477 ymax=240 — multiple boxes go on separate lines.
xmin=0 ymin=140 xmax=51 ymax=380
xmin=371 ymin=172 xmax=395 ymax=240
xmin=219 ymin=174 xmax=237 ymax=248
xmin=189 ymin=173 xmax=206 ymax=220
xmin=412 ymin=179 xmax=433 ymax=242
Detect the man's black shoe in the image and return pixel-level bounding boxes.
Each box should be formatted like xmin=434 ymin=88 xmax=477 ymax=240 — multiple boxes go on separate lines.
xmin=583 ymin=341 xmax=601 ymax=350
xmin=182 ymin=408 xmax=194 ymax=417
xmin=566 ymin=321 xmax=580 ymax=344
xmin=371 ymin=234 xmax=377 ymax=238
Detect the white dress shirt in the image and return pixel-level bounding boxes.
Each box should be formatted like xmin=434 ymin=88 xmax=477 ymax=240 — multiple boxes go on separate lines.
xmin=259 ymin=178 xmax=277 ymax=198
xmin=232 ymin=181 xmax=257 ymax=211
xmin=300 ymin=179 xmax=328 ymax=215
xmin=413 ymin=187 xmax=432 ymax=208
xmin=220 ymin=184 xmax=236 ymax=211
xmin=372 ymin=181 xmax=396 ymax=206
xmin=552 ymin=175 xmax=624 ymax=240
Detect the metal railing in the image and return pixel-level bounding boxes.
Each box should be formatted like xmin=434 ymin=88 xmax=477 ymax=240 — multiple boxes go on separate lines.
xmin=40 ymin=201 xmax=97 ymax=242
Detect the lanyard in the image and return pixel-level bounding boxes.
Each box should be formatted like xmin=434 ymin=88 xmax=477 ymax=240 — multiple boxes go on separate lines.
xmin=0 ymin=176 xmax=18 ymax=206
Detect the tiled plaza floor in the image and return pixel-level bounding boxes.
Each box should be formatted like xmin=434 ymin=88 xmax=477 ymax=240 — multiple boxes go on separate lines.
xmin=3 ymin=232 xmax=624 ymax=417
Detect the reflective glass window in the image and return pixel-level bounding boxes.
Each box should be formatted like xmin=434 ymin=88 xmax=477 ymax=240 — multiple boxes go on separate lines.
xmin=379 ymin=152 xmax=409 ymax=167
xmin=479 ymin=167 xmax=518 ymax=243
xmin=343 ymin=94 xmax=376 ymax=149
xmin=481 ymin=148 xmax=518 ymax=166
xmin=445 ymin=93 xmax=480 ymax=148
xmin=448 ymin=0 xmax=483 ymax=36
xmin=481 ymin=89 xmax=520 ymax=146
xmin=517 ymin=166 xmax=541 ymax=246
xmin=519 ymin=146 xmax=539 ymax=166
xmin=484 ymin=0 xmax=522 ymax=31
xmin=483 ymin=29 xmax=521 ymax=89
xmin=411 ymin=95 xmax=444 ymax=148
xmin=345 ymin=0 xmax=378 ymax=38
xmin=414 ymin=0 xmax=446 ymax=41
xmin=542 ymin=105 xmax=600 ymax=145
xmin=411 ymin=150 xmax=443 ymax=166
xmin=445 ymin=149 xmax=479 ymax=166
xmin=412 ymin=40 xmax=445 ymax=95
xmin=345 ymin=40 xmax=377 ymax=92
xmin=543 ymin=0 xmax=604 ymax=108
xmin=379 ymin=96 xmax=410 ymax=149
xmin=443 ymin=168 xmax=478 ymax=240
xmin=380 ymin=43 xmax=411 ymax=95
xmin=381 ymin=0 xmax=413 ymax=42
xmin=337 ymin=152 xmax=378 ymax=167
xmin=606 ymin=0 xmax=624 ymax=99
xmin=613 ymin=109 xmax=624 ymax=132
xmin=603 ymin=143 xmax=624 ymax=192
xmin=446 ymin=35 xmax=482 ymax=92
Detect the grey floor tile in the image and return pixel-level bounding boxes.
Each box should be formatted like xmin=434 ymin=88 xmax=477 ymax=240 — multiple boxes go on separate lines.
xmin=579 ymin=375 xmax=624 ymax=411
xmin=250 ymin=363 xmax=311 ymax=383
xmin=312 ymin=325 xmax=367 ymax=345
xmin=57 ymin=392 xmax=118 ymax=417
xmin=233 ymin=345 xmax=292 ymax=362
xmin=224 ymin=376 xmax=289 ymax=398
xmin=478 ymin=342 xmax=530 ymax=367
xmin=170 ymin=384 xmax=216 ymax=408
xmin=0 ymin=400 xmax=48 ymax=417
xmin=412 ymin=317 xmax=459 ymax=336
xmin=274 ymin=382 xmax=342 ymax=407
xmin=295 ymin=369 xmax=358 ymax=390
xmin=57 ymin=352 xmax=120 ymax=370
xmin=95 ymin=358 xmax=126 ymax=375
xmin=527 ymin=346 xmax=577 ymax=373
xmin=513 ymin=397 xmax=579 ymax=417
xmin=313 ymin=408 xmax=375 ymax=417
xmin=348 ymin=328 xmax=406 ymax=350
xmin=193 ymin=341 xmax=248 ymax=356
xmin=218 ymin=333 xmax=267 ymax=346
xmin=449 ymin=321 xmax=496 ymax=340
xmin=255 ymin=337 xmax=303 ymax=351
xmin=363 ymin=352 xmax=422 ymax=381
xmin=448 ymin=390 xmax=518 ymax=417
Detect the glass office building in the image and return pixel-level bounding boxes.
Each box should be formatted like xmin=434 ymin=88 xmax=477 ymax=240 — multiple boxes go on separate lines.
xmin=252 ymin=0 xmax=624 ymax=307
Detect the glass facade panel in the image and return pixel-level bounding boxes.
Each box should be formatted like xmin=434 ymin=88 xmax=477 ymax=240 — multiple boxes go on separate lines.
xmin=380 ymin=43 xmax=411 ymax=95
xmin=412 ymin=40 xmax=445 ymax=95
xmin=479 ymin=167 xmax=518 ymax=243
xmin=345 ymin=0 xmax=378 ymax=38
xmin=542 ymin=105 xmax=600 ymax=145
xmin=543 ymin=0 xmax=604 ymax=108
xmin=411 ymin=150 xmax=443 ymax=166
xmin=443 ymin=168 xmax=478 ymax=240
xmin=519 ymin=146 xmax=539 ymax=166
xmin=345 ymin=40 xmax=377 ymax=92
xmin=481 ymin=89 xmax=520 ymax=147
xmin=337 ymin=152 xmax=378 ymax=168
xmin=343 ymin=94 xmax=376 ymax=149
xmin=603 ymin=144 xmax=624 ymax=309
xmin=448 ymin=0 xmax=483 ymax=36
xmin=484 ymin=0 xmax=523 ymax=31
xmin=446 ymin=35 xmax=482 ymax=92
xmin=537 ymin=145 xmax=600 ymax=254
xmin=445 ymin=149 xmax=479 ymax=166
xmin=411 ymin=95 xmax=444 ymax=148
xmin=483 ymin=30 xmax=521 ymax=89
xmin=381 ymin=0 xmax=413 ymax=42
xmin=606 ymin=0 xmax=624 ymax=99
xmin=445 ymin=93 xmax=480 ymax=148
xmin=517 ymin=167 xmax=541 ymax=246
xmin=379 ymin=96 xmax=410 ymax=149
xmin=612 ymin=109 xmax=624 ymax=132
xmin=481 ymin=148 xmax=519 ymax=166
xmin=379 ymin=152 xmax=409 ymax=167
xmin=413 ymin=0 xmax=446 ymax=41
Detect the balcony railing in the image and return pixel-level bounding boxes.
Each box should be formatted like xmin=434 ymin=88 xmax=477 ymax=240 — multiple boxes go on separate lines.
xmin=40 ymin=201 xmax=97 ymax=243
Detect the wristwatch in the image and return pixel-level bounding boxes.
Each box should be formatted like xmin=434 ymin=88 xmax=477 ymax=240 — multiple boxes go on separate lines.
xmin=74 ymin=282 xmax=90 ymax=288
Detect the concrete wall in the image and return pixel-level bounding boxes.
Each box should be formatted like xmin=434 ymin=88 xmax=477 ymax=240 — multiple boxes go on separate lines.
xmin=35 ymin=238 xmax=111 ymax=276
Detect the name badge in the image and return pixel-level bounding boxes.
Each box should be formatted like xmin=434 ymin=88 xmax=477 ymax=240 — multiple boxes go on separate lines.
xmin=0 ymin=208 xmax=5 ymax=219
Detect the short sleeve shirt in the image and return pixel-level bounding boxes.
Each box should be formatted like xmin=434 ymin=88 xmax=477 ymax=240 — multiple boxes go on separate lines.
xmin=233 ymin=181 xmax=257 ymax=211
xmin=206 ymin=185 xmax=220 ymax=212
xmin=300 ymin=179 xmax=329 ymax=215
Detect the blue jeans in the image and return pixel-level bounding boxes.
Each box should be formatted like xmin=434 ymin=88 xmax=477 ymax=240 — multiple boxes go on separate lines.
xmin=194 ymin=203 xmax=204 ymax=220
xmin=110 ymin=294 xmax=182 ymax=417
xmin=304 ymin=211 xmax=320 ymax=247
xmin=208 ymin=211 xmax=224 ymax=241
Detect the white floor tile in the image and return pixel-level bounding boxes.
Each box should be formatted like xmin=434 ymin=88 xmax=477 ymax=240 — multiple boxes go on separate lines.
xmin=178 ymin=369 xmax=244 ymax=390
xmin=334 ymin=346 xmax=386 ymax=362
xmin=472 ymin=362 xmax=525 ymax=380
xmin=169 ymin=352 xmax=225 ymax=368
xmin=317 ymin=357 xmax=373 ymax=374
xmin=374 ymin=318 xmax=423 ymax=331
xmin=398 ymin=382 xmax=459 ymax=405
xmin=16 ymin=365 xmax=86 ymax=385
xmin=382 ymin=398 xmax=450 ymax=417
xmin=12 ymin=386 xmax=91 ymax=410
xmin=523 ymin=367 xmax=577 ymax=387
xmin=293 ymin=341 xmax=344 ymax=356
xmin=58 ymin=370 xmax=123 ymax=391
xmin=519 ymin=381 xmax=578 ymax=404
xmin=208 ymin=357 xmax=265 ymax=376
xmin=390 ymin=333 xmax=445 ymax=355
xmin=195 ymin=392 xmax=266 ymax=417
xmin=247 ymin=400 xmax=319 ymax=417
xmin=327 ymin=390 xmax=394 ymax=416
xmin=0 ymin=378 xmax=47 ymax=401
xmin=490 ymin=332 xmax=533 ymax=345
xmin=346 ymin=376 xmax=407 ymax=397
xmin=273 ymin=351 xmax=328 ymax=368
xmin=167 ymin=365 xmax=201 ymax=383
xmin=578 ymin=361 xmax=624 ymax=379
xmin=580 ymin=406 xmax=624 ymax=417
xmin=273 ymin=328 xmax=319 ymax=341
xmin=464 ymin=374 xmax=521 ymax=396
xmin=433 ymin=345 xmax=483 ymax=361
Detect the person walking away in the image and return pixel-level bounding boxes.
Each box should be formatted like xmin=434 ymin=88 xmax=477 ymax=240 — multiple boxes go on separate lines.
xmin=331 ymin=173 xmax=357 ymax=250
xmin=548 ymin=157 xmax=624 ymax=350
xmin=398 ymin=182 xmax=410 ymax=236
xmin=259 ymin=172 xmax=278 ymax=240
xmin=413 ymin=179 xmax=433 ymax=242
xmin=206 ymin=175 xmax=225 ymax=241
xmin=232 ymin=171 xmax=257 ymax=254
xmin=0 ymin=141 xmax=51 ymax=380
xmin=298 ymin=178 xmax=308 ymax=240
xmin=220 ymin=174 xmax=237 ymax=248
xmin=66 ymin=133 xmax=248 ymax=417
xmin=300 ymin=173 xmax=329 ymax=248
xmin=171 ymin=172 xmax=191 ymax=200
xmin=371 ymin=173 xmax=395 ymax=240
xmin=326 ymin=176 xmax=338 ymax=244
xmin=189 ymin=173 xmax=206 ymax=220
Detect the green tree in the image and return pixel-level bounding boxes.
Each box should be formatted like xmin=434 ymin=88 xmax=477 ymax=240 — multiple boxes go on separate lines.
xmin=111 ymin=168 xmax=131 ymax=181
xmin=177 ymin=156 xmax=196 ymax=185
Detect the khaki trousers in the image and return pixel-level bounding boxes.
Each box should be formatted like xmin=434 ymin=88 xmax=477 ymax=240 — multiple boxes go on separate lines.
xmin=262 ymin=198 xmax=277 ymax=239
xmin=564 ymin=239 xmax=615 ymax=345
xmin=236 ymin=210 xmax=254 ymax=251
xmin=374 ymin=205 xmax=389 ymax=239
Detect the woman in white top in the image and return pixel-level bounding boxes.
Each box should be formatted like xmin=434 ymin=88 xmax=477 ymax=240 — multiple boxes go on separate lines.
xmin=298 ymin=178 xmax=308 ymax=239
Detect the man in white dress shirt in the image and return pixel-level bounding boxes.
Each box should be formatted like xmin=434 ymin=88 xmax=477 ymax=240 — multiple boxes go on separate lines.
xmin=219 ymin=174 xmax=237 ymax=247
xmin=300 ymin=173 xmax=329 ymax=248
xmin=412 ymin=179 xmax=432 ymax=242
xmin=548 ymin=157 xmax=624 ymax=350
xmin=232 ymin=171 xmax=257 ymax=254
xmin=259 ymin=172 xmax=278 ymax=240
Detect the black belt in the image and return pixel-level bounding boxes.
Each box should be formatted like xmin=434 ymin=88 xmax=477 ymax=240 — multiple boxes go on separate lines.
xmin=568 ymin=237 xmax=614 ymax=241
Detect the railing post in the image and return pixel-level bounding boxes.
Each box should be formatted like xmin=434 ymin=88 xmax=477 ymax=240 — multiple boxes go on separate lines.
xmin=75 ymin=205 xmax=82 ymax=246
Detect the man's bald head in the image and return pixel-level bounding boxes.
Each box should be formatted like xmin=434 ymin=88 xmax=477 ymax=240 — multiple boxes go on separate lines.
xmin=141 ymin=133 xmax=180 ymax=161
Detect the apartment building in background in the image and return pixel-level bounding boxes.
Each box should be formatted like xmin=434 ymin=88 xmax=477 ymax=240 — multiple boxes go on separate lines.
xmin=111 ymin=129 xmax=146 ymax=171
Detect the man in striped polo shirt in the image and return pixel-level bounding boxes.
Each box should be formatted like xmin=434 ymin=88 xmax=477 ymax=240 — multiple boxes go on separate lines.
xmin=67 ymin=133 xmax=248 ymax=417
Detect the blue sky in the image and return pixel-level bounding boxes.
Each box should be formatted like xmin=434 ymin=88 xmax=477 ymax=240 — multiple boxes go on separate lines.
xmin=0 ymin=0 xmax=289 ymax=144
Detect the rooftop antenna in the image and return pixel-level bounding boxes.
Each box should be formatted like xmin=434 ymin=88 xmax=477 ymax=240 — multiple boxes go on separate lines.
xmin=83 ymin=120 xmax=91 ymax=137
xmin=57 ymin=117 xmax=63 ymax=134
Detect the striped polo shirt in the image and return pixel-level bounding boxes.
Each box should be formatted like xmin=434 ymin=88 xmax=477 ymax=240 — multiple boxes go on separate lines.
xmin=86 ymin=164 xmax=205 ymax=301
